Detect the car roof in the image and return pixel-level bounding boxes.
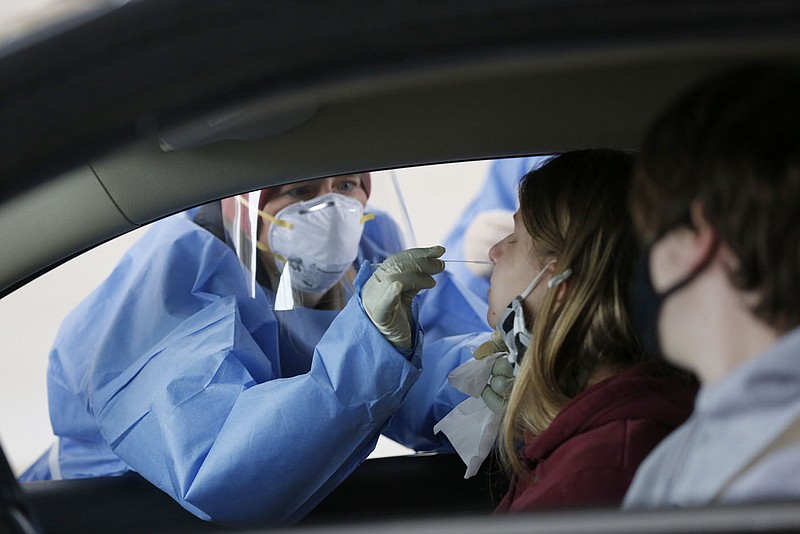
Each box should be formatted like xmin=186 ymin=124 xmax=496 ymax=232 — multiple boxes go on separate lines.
xmin=1 ymin=0 xmax=800 ymax=297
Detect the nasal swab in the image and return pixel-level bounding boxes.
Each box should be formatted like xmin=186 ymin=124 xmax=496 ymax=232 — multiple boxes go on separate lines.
xmin=371 ymin=259 xmax=492 ymax=266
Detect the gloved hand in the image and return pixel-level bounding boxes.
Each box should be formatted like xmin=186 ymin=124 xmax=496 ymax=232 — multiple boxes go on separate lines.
xmin=472 ymin=329 xmax=507 ymax=360
xmin=362 ymin=246 xmax=445 ymax=349
xmin=473 ymin=330 xmax=515 ymax=414
xmin=480 ymin=356 xmax=515 ymax=415
xmin=462 ymin=209 xmax=515 ymax=278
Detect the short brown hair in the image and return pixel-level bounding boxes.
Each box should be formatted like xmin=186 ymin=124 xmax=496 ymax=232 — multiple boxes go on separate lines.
xmin=630 ymin=64 xmax=800 ymax=329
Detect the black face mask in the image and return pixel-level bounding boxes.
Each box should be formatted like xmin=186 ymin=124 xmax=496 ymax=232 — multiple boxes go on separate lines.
xmin=630 ymin=228 xmax=717 ymax=358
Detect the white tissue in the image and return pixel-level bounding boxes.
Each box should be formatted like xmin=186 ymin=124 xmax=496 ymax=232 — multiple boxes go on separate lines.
xmin=433 ymin=352 xmax=504 ymax=478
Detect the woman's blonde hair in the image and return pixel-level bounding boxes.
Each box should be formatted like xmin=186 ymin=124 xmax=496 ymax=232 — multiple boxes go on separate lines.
xmin=498 ymin=150 xmax=644 ymax=477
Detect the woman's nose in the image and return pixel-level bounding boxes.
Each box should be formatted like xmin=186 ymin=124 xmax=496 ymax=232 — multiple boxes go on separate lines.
xmin=488 ymin=240 xmax=502 ymax=263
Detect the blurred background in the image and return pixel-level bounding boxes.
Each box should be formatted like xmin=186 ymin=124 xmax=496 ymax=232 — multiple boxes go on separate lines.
xmin=1 ymin=0 xmax=114 ymax=47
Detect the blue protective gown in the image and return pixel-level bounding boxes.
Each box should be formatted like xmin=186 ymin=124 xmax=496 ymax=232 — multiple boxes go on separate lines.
xmin=21 ymin=206 xmax=488 ymax=524
xmin=442 ymin=156 xmax=550 ymax=300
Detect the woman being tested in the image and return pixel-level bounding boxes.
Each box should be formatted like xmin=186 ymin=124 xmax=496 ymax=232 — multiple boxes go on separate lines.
xmin=385 ymin=150 xmax=697 ymax=509
xmin=21 ymin=173 xmax=486 ymax=525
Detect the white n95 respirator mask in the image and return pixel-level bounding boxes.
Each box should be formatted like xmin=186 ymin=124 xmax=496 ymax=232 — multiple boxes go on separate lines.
xmin=266 ymin=193 xmax=370 ymax=295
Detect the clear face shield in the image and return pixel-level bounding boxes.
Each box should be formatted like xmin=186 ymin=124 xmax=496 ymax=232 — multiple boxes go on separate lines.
xmin=221 ymin=172 xmax=415 ymax=311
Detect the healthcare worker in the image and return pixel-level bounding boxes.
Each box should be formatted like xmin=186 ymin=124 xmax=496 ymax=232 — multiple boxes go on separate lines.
xmin=20 ymin=173 xmax=485 ymax=526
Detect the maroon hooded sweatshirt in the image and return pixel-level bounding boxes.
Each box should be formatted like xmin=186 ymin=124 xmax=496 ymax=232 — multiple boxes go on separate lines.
xmin=496 ymin=362 xmax=697 ymax=512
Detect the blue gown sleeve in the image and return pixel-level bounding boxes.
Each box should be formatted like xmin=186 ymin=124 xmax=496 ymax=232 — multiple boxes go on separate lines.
xmin=48 ymin=215 xmax=422 ymax=525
